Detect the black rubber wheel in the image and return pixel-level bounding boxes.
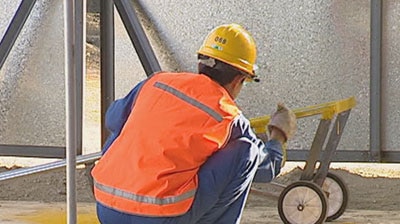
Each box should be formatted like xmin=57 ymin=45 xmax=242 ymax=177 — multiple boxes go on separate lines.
xmin=322 ymin=172 xmax=349 ymax=222
xmin=278 ymin=181 xmax=328 ymax=224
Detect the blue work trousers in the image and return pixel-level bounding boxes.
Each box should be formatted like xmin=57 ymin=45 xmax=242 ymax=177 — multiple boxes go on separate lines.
xmin=96 ymin=138 xmax=260 ymax=224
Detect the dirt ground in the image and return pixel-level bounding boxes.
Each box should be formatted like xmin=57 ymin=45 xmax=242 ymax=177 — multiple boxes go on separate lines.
xmin=1 ymin=163 xmax=400 ymax=211
xmin=1 ymin=12 xmax=400 ymax=223
xmin=1 ymin=164 xmax=400 ymax=223
xmin=1 ymin=164 xmax=400 ymax=206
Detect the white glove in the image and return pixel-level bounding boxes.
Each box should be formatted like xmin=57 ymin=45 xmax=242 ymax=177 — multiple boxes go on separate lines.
xmin=268 ymin=103 xmax=297 ymax=142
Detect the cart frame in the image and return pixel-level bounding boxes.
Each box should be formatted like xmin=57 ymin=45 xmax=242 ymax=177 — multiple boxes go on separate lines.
xmin=250 ymin=96 xmax=356 ymax=223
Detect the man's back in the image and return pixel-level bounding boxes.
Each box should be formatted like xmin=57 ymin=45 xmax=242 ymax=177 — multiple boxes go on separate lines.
xmin=92 ymin=72 xmax=241 ymax=216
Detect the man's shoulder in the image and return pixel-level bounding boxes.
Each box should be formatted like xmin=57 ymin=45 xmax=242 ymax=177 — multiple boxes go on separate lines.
xmin=152 ymin=71 xmax=199 ymax=76
xmin=150 ymin=71 xmax=211 ymax=84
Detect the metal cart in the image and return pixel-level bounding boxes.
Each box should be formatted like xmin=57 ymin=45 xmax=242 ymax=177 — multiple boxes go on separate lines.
xmin=249 ymin=96 xmax=356 ymax=224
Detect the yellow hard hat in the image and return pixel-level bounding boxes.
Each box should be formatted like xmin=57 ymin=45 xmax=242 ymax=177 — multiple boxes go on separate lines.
xmin=198 ymin=23 xmax=257 ymax=76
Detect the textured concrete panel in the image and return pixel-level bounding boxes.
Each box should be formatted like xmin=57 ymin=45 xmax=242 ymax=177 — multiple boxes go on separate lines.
xmin=136 ymin=0 xmax=371 ymax=151
xmin=4 ymin=0 xmax=395 ymax=165
xmin=382 ymin=0 xmax=400 ymax=151
xmin=113 ymin=1 xmax=181 ymax=99
xmin=0 ymin=0 xmax=60 ymax=146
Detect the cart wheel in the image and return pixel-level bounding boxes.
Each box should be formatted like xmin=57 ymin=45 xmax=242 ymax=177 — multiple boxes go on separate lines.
xmin=278 ymin=181 xmax=328 ymax=224
xmin=322 ymin=172 xmax=348 ymax=222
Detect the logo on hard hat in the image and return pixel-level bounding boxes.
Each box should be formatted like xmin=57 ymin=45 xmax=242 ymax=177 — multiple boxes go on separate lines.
xmin=214 ymin=36 xmax=227 ymax=44
xmin=211 ymin=44 xmax=223 ymax=51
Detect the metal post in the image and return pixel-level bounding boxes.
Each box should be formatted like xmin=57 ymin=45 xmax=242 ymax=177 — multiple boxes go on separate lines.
xmin=100 ymin=0 xmax=115 ymax=146
xmin=114 ymin=0 xmax=161 ymax=76
xmin=370 ymin=0 xmax=382 ymax=162
xmin=75 ymin=0 xmax=86 ymax=155
xmin=64 ymin=0 xmax=77 ymax=223
xmin=0 ymin=0 xmax=37 ymax=70
xmin=0 ymin=145 xmax=65 ymax=158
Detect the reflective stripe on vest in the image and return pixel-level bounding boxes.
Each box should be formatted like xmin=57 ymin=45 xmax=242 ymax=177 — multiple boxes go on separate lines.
xmin=154 ymin=82 xmax=223 ymax=122
xmin=91 ymin=72 xmax=240 ymax=217
xmin=94 ymin=180 xmax=196 ymax=205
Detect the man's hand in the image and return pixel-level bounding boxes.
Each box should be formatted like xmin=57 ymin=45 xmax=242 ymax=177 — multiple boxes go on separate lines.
xmin=268 ymin=103 xmax=297 ymax=142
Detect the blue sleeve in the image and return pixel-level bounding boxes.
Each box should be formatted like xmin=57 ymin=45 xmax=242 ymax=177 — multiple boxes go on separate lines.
xmin=253 ymin=139 xmax=283 ymax=183
xmin=101 ymin=81 xmax=145 ymax=154
xmin=229 ymin=114 xmax=283 ymax=183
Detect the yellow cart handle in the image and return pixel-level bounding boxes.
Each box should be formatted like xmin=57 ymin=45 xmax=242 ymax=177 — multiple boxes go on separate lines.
xmin=250 ymin=96 xmax=357 ymax=134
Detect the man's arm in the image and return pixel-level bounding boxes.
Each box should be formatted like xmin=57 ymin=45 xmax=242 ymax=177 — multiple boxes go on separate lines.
xmin=229 ymin=114 xmax=284 ymax=183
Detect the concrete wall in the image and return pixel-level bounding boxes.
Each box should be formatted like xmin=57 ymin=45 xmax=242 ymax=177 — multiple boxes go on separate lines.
xmin=0 ymin=0 xmax=64 ymax=147
xmin=135 ymin=0 xmax=371 ymax=152
xmin=1 ymin=0 xmax=399 ymax=163
xmin=382 ymin=0 xmax=400 ymax=151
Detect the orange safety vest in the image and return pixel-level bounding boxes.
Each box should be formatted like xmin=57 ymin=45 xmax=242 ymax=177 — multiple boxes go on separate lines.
xmin=91 ymin=72 xmax=241 ymax=216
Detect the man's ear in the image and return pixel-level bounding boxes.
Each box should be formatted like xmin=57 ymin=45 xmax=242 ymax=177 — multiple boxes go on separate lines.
xmin=233 ymin=75 xmax=245 ymax=87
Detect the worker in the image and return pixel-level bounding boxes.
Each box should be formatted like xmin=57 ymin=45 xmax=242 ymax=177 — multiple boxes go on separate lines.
xmin=91 ymin=23 xmax=297 ymax=224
